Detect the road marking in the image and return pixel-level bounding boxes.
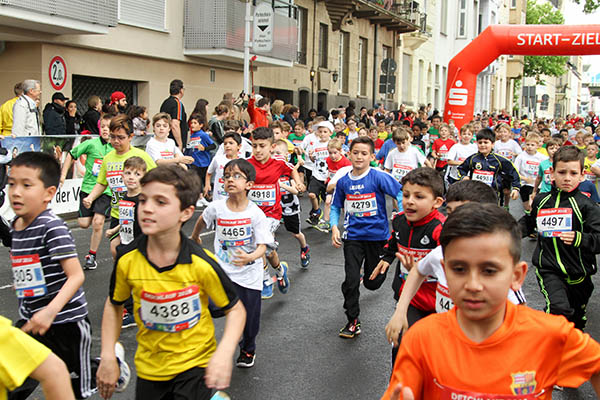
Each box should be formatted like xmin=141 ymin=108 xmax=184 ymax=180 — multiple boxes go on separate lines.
xmin=0 ymin=284 xmax=12 ymax=290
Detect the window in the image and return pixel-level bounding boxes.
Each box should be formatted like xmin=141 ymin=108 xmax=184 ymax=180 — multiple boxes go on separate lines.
xmin=440 ymin=0 xmax=448 ymax=35
xmin=510 ymin=0 xmax=517 ymax=8
xmin=358 ymin=38 xmax=368 ymax=96
xmin=418 ymin=59 xmax=424 ymax=103
xmin=457 ymin=0 xmax=467 ymax=38
xmin=541 ymin=94 xmax=550 ymax=111
xmin=296 ymin=6 xmax=308 ymax=64
xmin=338 ymin=32 xmax=350 ymax=93
xmin=319 ymin=23 xmax=328 ymax=68
xmin=119 ymin=0 xmax=166 ymax=31
xmin=442 ymin=66 xmax=447 ymax=105
xmin=402 ymin=53 xmax=412 ymax=101
xmin=210 ymin=69 xmax=216 ymax=83
xmin=272 ymin=0 xmax=295 ymax=17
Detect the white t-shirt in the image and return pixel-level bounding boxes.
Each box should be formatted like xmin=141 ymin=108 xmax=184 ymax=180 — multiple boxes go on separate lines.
xmin=216 ymin=136 xmax=253 ymax=159
xmin=202 ymin=200 xmax=274 ymax=290
xmin=145 ymin=137 xmax=183 ymax=162
xmin=513 ymin=151 xmax=548 ymax=187
xmin=328 ymin=165 xmax=353 ymax=190
xmin=418 ymin=246 xmax=526 ymax=313
xmin=446 ymin=142 xmax=477 ymax=180
xmin=305 ymin=138 xmax=330 ymax=182
xmin=300 ymin=133 xmax=318 ymax=172
xmin=384 ymin=147 xmax=426 ymax=181
xmin=207 ymin=153 xmax=236 ymax=202
xmin=493 ymin=140 xmax=522 ymax=162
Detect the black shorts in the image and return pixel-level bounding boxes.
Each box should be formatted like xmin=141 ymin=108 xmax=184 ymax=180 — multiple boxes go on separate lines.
xmin=282 ymin=213 xmax=301 ymax=234
xmin=11 ymin=317 xmax=94 ymax=399
xmin=520 ymin=185 xmax=534 ymax=202
xmin=501 ymin=176 xmax=512 ymax=191
xmin=79 ymin=192 xmax=111 ymax=219
xmin=190 ymin=165 xmax=208 ymax=189
xmin=308 ymin=177 xmax=326 ymax=201
xmin=109 ymin=217 xmax=120 ymax=241
xmin=135 ymin=367 xmax=212 ymax=400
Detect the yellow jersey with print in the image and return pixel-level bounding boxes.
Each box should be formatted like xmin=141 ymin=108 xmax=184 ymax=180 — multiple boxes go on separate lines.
xmin=109 ymin=234 xmax=239 ymax=381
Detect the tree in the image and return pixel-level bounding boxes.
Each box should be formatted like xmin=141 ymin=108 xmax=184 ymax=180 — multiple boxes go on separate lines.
xmin=573 ymin=0 xmax=600 ymax=13
xmin=524 ymin=0 xmax=568 ymax=84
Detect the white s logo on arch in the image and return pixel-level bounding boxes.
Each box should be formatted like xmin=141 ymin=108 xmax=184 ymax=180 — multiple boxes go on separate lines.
xmin=448 ymin=80 xmax=468 ymax=106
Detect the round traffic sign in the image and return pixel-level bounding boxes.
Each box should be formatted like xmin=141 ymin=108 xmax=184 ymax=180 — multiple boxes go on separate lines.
xmin=49 ymin=56 xmax=67 ymax=90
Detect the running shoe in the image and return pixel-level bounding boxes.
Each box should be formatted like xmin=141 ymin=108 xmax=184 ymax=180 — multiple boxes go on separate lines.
xmin=236 ymin=350 xmax=256 ymax=368
xmin=122 ymin=311 xmax=136 ymax=329
xmin=305 ymin=208 xmax=322 ymax=226
xmin=211 ymin=391 xmax=231 ymax=400
xmin=276 ymin=262 xmax=290 ymax=294
xmin=114 ymin=342 xmax=131 ymax=392
xmin=84 ymin=254 xmax=97 ymax=270
xmin=339 ymin=318 xmax=361 ymax=339
xmin=261 ymin=282 xmax=273 ymax=299
xmin=300 ymin=246 xmax=310 ymax=269
xmin=314 ymin=220 xmax=330 ymax=233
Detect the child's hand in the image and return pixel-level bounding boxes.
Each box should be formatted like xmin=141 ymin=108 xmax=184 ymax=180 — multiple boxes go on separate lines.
xmin=390 ymin=384 xmax=415 ymax=400
xmin=180 ymin=156 xmax=195 ymax=164
xmin=232 ymin=250 xmax=254 ymax=266
xmin=510 ymin=189 xmax=519 ymax=200
xmin=22 ymin=307 xmax=56 ymax=335
xmin=203 ymin=184 xmax=211 ymax=198
xmin=385 ymin=310 xmax=409 ymax=347
xmin=197 ymin=144 xmax=205 ymax=151
xmin=369 ymin=260 xmax=390 ymax=280
xmin=82 ymin=196 xmax=93 ymax=209
xmin=96 ymin=358 xmax=120 ymax=400
xmin=397 ymin=253 xmax=416 ymax=271
xmin=205 ymin=349 xmax=233 ymax=390
xmin=559 ymin=231 xmax=576 ymax=245
xmin=331 ymin=226 xmax=342 ymax=248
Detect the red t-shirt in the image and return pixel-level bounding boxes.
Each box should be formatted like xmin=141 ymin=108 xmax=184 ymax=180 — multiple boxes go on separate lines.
xmin=326 ymin=155 xmax=351 ymax=182
xmin=247 ymin=156 xmax=293 ymax=219
xmin=374 ymin=138 xmax=384 ymax=154
xmin=432 ymin=138 xmax=456 ymax=168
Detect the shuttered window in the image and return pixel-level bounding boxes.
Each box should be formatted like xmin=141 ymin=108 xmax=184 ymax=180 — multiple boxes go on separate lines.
xmin=118 ymin=0 xmax=166 ymax=31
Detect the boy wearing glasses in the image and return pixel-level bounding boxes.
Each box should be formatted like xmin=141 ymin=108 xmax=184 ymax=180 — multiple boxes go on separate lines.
xmin=191 ymin=159 xmax=273 ymax=368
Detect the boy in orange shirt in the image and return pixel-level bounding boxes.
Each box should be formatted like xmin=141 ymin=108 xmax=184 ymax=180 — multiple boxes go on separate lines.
xmin=382 ymin=203 xmax=600 ymax=400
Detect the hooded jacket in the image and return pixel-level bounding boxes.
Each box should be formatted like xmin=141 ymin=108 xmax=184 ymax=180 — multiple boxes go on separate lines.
xmin=43 ymin=102 xmax=66 ymax=135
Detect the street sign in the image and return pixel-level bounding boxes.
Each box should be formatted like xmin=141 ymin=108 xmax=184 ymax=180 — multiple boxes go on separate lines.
xmin=49 ymin=56 xmax=67 ymax=90
xmin=379 ymin=75 xmax=396 ymax=94
xmin=253 ymin=2 xmax=273 ymax=53
xmin=380 ymin=58 xmax=397 ymax=74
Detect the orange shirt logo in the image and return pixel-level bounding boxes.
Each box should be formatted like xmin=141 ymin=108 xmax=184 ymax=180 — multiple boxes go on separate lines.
xmin=510 ymin=371 xmax=537 ymax=395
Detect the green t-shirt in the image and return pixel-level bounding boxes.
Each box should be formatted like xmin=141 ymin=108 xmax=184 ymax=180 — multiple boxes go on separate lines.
xmin=97 ymin=147 xmax=157 ymax=218
xmin=70 ymin=137 xmax=114 ymax=196
xmin=428 ymin=127 xmax=439 ymax=140
xmin=538 ymin=158 xmax=553 ymax=193
xmin=287 ymin=133 xmax=305 ymax=146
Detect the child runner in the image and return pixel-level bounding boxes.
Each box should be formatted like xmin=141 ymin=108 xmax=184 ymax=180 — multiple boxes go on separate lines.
xmin=187 ymin=114 xmax=216 ymax=206
xmin=430 ymin=123 xmax=455 ymax=179
xmin=96 ymin=165 xmax=245 ymax=400
xmin=532 ymin=137 xmax=562 ymax=198
xmin=382 ymin=203 xmax=600 ymax=399
xmin=145 ymin=113 xmax=194 ymax=168
xmin=330 ymin=136 xmax=402 ymax=338
xmin=584 ymin=142 xmax=599 ymax=190
xmin=272 ymin=140 xmax=310 ymax=268
xmin=513 ymin=132 xmax=547 ymax=214
xmin=289 ymin=121 xmax=306 ymax=147
xmin=445 ymin=124 xmax=477 ymax=186
xmin=247 ymin=127 xmax=305 ymax=299
xmin=192 ymin=159 xmax=272 ymax=369
xmin=60 ymin=114 xmax=113 ymax=270
xmin=306 ymin=121 xmax=333 ymax=227
xmin=384 ymin=128 xmax=431 ymax=182
xmin=204 ymin=131 xmax=241 ymax=202
xmin=531 ymin=145 xmax=600 ymax=330
xmin=494 ymin=122 xmax=523 ymax=206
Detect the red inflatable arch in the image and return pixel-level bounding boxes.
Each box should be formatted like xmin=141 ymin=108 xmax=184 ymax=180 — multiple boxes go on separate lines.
xmin=444 ymin=24 xmax=600 ymax=128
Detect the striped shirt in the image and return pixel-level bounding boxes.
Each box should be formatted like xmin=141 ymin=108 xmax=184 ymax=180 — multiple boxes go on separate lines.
xmin=11 ymin=209 xmax=88 ymax=323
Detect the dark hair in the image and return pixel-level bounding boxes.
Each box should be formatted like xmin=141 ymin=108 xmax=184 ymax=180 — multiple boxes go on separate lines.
xmin=140 ymin=165 xmax=200 ymax=210
xmin=256 ymin=97 xmax=270 ymax=108
xmin=401 ymin=167 xmax=444 ymax=198
xmin=446 ymin=180 xmax=497 ymax=204
xmin=540 ymin=127 xmax=551 ymax=135
xmin=269 ymin=120 xmax=283 ymax=130
xmin=476 ymin=128 xmax=495 ymax=142
xmin=349 ymin=135 xmax=374 ymax=153
xmin=11 ymin=152 xmax=60 ymax=188
xmin=553 ymin=145 xmax=584 ymax=171
xmin=100 ymin=113 xmax=113 ymax=122
xmin=559 ymin=128 xmax=569 ymax=135
xmin=123 ymin=156 xmax=147 ymax=172
xmin=128 ymin=105 xmax=147 ymax=120
xmin=188 ymin=113 xmax=206 ymax=127
xmin=169 ymin=79 xmax=184 ymax=95
xmin=192 ymin=98 xmax=209 ymax=121
xmin=214 ymin=104 xmax=229 ymax=116
xmin=224 ymin=159 xmax=256 ymax=183
xmin=440 ymin=203 xmax=521 ymax=263
xmin=14 ymin=82 xmax=23 ymax=96
xmin=252 ymin=127 xmax=274 ymax=142
xmin=431 ymin=115 xmax=442 ymax=122
xmin=224 ymin=119 xmax=241 ymax=131
xmin=288 ymin=106 xmax=299 ymax=114
xmin=223 ymin=131 xmax=242 ymax=145
xmin=110 ymin=114 xmax=132 ymax=134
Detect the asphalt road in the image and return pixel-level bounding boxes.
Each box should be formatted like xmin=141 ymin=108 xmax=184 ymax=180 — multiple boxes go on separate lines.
xmin=1 ymin=197 xmax=599 ymax=399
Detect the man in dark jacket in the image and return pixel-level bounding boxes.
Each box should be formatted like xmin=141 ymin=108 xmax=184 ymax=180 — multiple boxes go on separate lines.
xmin=43 ymin=92 xmax=67 ymax=135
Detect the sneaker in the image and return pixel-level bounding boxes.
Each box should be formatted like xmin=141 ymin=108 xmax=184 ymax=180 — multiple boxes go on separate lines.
xmin=305 ymin=208 xmax=322 ymax=226
xmin=84 ymin=254 xmax=97 ymax=270
xmin=122 ymin=311 xmax=136 ymax=329
xmin=276 ymin=262 xmax=290 ymax=294
xmin=314 ymin=220 xmax=330 ymax=233
xmin=300 ymin=246 xmax=310 ymax=269
xmin=389 ymin=209 xmax=399 ymax=221
xmin=211 ymin=391 xmax=231 ymax=400
xmin=261 ymin=282 xmax=273 ymax=299
xmin=236 ymin=350 xmax=255 ymax=368
xmin=114 ymin=342 xmax=131 ymax=392
xmin=339 ymin=318 xmax=361 ymax=338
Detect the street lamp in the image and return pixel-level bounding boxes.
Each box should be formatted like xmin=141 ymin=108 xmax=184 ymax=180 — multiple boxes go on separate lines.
xmin=332 ymin=70 xmax=339 ymax=83
xmin=310 ymin=67 xmax=315 ymax=82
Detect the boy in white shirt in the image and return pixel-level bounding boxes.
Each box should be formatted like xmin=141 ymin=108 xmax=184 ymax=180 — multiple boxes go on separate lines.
xmin=145 ymin=113 xmax=194 ymax=168
xmin=305 ymin=121 xmax=333 ymax=226
xmin=446 ymin=124 xmax=477 ymax=185
xmin=384 ymin=128 xmax=431 ymax=182
xmin=493 ymin=122 xmax=522 ymax=163
xmin=204 ymin=132 xmax=242 ymax=202
xmin=513 ymin=132 xmax=547 ymax=213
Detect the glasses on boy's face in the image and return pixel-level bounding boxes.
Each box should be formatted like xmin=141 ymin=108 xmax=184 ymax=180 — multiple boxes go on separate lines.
xmin=110 ymin=134 xmax=129 ymax=141
xmin=223 ymin=173 xmax=247 ymax=181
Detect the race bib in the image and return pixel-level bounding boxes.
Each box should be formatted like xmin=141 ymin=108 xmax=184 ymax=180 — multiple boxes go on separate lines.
xmin=396 ymin=245 xmax=432 ymax=263
xmin=159 ymin=151 xmax=174 ymax=159
xmin=12 ymin=254 xmax=47 ymax=298
xmin=313 ymin=146 xmax=329 ymax=161
xmin=392 ymin=164 xmax=412 ymax=181
xmin=187 ymin=138 xmax=202 ymax=149
xmin=525 ymin=160 xmax=539 ymax=175
xmin=345 ymin=193 xmax=377 ymax=217
xmin=438 ymin=151 xmax=449 ymax=161
xmin=248 ymin=184 xmax=276 ymax=207
xmin=92 ymin=158 xmax=103 ymax=177
xmin=140 ymin=286 xmax=201 ymax=332
xmin=279 ymin=177 xmax=290 ymax=195
xmin=436 ymin=379 xmax=540 ymax=399
xmin=536 ymin=208 xmax=572 ymax=237
xmin=106 ymin=170 xmax=126 ymax=192
xmin=217 ymin=218 xmax=252 ymax=247
xmin=435 ymin=283 xmax=453 ymax=313
xmin=472 ymin=170 xmax=494 ymax=186
xmin=498 ymin=149 xmax=514 ymax=161
xmin=118 ymin=200 xmax=135 ymax=245
xmin=584 ymin=171 xmax=596 ymax=182
xmin=216 ymin=177 xmax=227 ymax=197
xmin=543 ymin=168 xmax=552 ymax=184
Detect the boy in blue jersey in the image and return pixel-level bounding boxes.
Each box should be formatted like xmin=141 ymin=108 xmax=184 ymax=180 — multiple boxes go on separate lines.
xmin=330 ymin=136 xmax=403 ymax=338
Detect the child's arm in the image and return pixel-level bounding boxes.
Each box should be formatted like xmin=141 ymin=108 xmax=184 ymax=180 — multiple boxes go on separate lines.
xmin=204 ymin=301 xmax=245 ymax=390
xmin=105 ymin=225 xmax=120 ymax=238
xmin=290 ymin=168 xmax=305 ymax=193
xmin=423 ymin=159 xmax=434 ymax=168
xmin=22 ymin=257 xmax=84 ymax=336
xmin=591 ymin=372 xmax=600 ymax=396
xmin=96 ymin=299 xmax=124 ymax=400
xmin=231 ymin=244 xmax=267 ymax=266
xmin=204 ymin=172 xmax=213 ymax=197
xmin=191 ymin=215 xmax=207 ymax=244
xmin=280 ymin=180 xmax=298 ymax=195
xmin=59 ymin=152 xmax=74 ymax=185
xmin=82 ymin=182 xmax=108 ymax=208
xmin=31 ymin=352 xmax=76 ymax=400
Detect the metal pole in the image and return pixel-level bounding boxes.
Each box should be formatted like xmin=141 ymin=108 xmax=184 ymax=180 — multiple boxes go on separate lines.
xmin=244 ymin=0 xmax=252 ymax=94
